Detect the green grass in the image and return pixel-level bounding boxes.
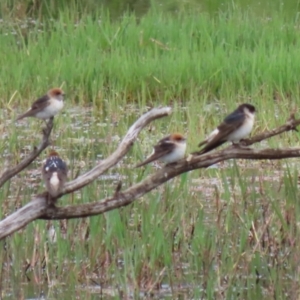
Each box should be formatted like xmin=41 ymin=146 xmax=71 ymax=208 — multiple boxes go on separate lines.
xmin=1 ymin=8 xmax=300 ymax=112
xmin=1 ymin=3 xmax=300 ymax=299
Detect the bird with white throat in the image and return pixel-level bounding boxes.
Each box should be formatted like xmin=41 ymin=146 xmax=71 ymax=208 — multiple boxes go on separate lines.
xmin=42 ymin=150 xmax=68 ymax=204
xmin=135 ymin=133 xmax=187 ymax=168
xmin=193 ymin=103 xmax=256 ymax=155
xmin=16 ymin=88 xmax=65 ymax=121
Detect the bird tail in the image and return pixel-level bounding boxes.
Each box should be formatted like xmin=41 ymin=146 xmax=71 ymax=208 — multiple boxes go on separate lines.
xmin=135 ymin=161 xmax=148 ymax=168
xmin=198 ymin=140 xmax=207 ymax=147
xmin=191 ymin=149 xmax=206 ymax=156
xmin=15 ymin=110 xmax=32 ymax=121
xmin=15 ymin=113 xmax=26 ymax=121
xmin=135 ymin=156 xmax=157 ymax=168
xmin=192 ymin=139 xmax=208 ymax=155
xmin=193 ymin=140 xmax=226 ymax=155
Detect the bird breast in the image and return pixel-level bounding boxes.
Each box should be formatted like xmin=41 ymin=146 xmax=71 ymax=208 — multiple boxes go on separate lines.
xmin=35 ymin=98 xmax=64 ymax=119
xmin=227 ymin=112 xmax=255 ymax=142
xmin=160 ymin=142 xmax=186 ymax=163
xmin=49 ymin=172 xmax=60 ymax=191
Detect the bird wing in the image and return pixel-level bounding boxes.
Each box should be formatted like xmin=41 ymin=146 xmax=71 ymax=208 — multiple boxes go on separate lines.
xmin=198 ymin=112 xmax=245 ymax=154
xmin=31 ymin=94 xmax=51 ymax=110
xmin=223 ymin=109 xmax=245 ymax=124
xmin=55 ymin=159 xmax=68 ymax=174
xmin=42 ymin=158 xmax=68 ymax=180
xmin=57 ymin=165 xmax=68 ymax=183
xmin=135 ymin=138 xmax=175 ymax=167
xmin=16 ymin=94 xmax=50 ymax=120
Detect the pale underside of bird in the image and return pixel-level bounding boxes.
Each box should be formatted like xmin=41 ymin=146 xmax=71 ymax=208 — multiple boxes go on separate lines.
xmin=135 ymin=133 xmax=187 ymax=168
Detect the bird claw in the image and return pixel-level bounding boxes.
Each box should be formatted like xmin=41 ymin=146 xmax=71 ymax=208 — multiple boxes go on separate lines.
xmin=42 ymin=118 xmax=54 ymax=135
xmin=287 ymin=113 xmax=298 ymax=132
xmin=231 ymin=143 xmax=251 ymax=150
xmin=165 ymin=161 xmax=178 ymax=167
xmin=45 ymin=192 xmax=57 ymax=207
xmin=113 ymin=181 xmax=122 ymax=197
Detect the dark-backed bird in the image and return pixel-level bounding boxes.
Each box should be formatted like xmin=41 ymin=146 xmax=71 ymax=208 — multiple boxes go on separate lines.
xmin=42 ymin=150 xmax=68 ymax=201
xmin=194 ymin=103 xmax=256 ymax=155
xmin=135 ymin=133 xmax=187 ymax=168
xmin=16 ymin=88 xmax=65 ymax=121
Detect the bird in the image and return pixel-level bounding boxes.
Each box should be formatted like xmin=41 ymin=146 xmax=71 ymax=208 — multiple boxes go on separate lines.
xmin=135 ymin=133 xmax=187 ymax=168
xmin=42 ymin=150 xmax=68 ymax=202
xmin=16 ymin=88 xmax=65 ymax=121
xmin=194 ymin=103 xmax=256 ymax=155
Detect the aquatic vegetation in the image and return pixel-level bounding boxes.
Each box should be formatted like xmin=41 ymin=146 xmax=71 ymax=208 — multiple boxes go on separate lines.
xmin=1 ymin=2 xmax=300 ymax=299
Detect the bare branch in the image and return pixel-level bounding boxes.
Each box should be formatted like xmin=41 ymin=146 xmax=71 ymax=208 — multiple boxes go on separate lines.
xmin=39 ymin=146 xmax=300 ymax=220
xmin=0 ymin=118 xmax=54 ymax=188
xmin=244 ymin=113 xmax=300 ymax=146
xmin=62 ymin=107 xmax=172 ymax=194
xmin=0 ymin=196 xmax=47 ymax=238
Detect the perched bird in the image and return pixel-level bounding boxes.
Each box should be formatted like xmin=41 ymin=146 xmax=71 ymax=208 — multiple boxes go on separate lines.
xmin=135 ymin=133 xmax=187 ymax=168
xmin=16 ymin=88 xmax=65 ymax=121
xmin=42 ymin=150 xmax=68 ymax=201
xmin=194 ymin=103 xmax=256 ymax=155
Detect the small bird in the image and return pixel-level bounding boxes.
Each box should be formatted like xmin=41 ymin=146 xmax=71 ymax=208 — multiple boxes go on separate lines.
xmin=135 ymin=133 xmax=187 ymax=168
xmin=42 ymin=150 xmax=68 ymax=202
xmin=194 ymin=103 xmax=256 ymax=155
xmin=16 ymin=88 xmax=65 ymax=121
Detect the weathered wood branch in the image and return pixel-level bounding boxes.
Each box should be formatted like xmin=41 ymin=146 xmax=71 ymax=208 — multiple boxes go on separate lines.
xmin=0 ymin=110 xmax=300 ymax=240
xmin=243 ymin=112 xmax=299 ymax=146
xmin=0 ymin=197 xmax=48 ymax=234
xmin=39 ymin=146 xmax=300 ymax=220
xmin=0 ymin=107 xmax=172 ymax=239
xmin=0 ymin=118 xmax=53 ymax=188
xmin=62 ymin=107 xmax=172 ymax=194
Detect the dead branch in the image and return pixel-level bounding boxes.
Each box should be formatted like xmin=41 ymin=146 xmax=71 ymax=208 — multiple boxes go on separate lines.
xmin=1 ymin=110 xmax=300 ymax=240
xmin=62 ymin=106 xmax=172 ymax=193
xmin=243 ymin=112 xmax=300 ymax=146
xmin=0 ymin=118 xmax=54 ymax=188
xmin=0 ymin=197 xmax=48 ymax=235
xmin=39 ymin=146 xmax=300 ymax=220
xmin=0 ymin=107 xmax=172 ymax=239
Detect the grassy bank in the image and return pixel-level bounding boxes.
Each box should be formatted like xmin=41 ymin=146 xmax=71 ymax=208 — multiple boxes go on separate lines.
xmin=0 ymin=5 xmax=300 ymax=299
xmin=0 ymin=9 xmax=300 ymax=109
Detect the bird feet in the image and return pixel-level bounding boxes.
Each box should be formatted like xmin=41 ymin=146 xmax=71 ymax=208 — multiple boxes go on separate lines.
xmin=42 ymin=117 xmax=54 ymax=135
xmin=231 ymin=142 xmax=251 ymax=150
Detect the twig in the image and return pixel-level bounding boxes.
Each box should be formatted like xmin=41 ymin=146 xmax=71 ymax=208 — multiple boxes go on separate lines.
xmin=0 ymin=118 xmax=54 ymax=188
xmin=243 ymin=113 xmax=300 ymax=146
xmin=62 ymin=107 xmax=172 ymax=194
